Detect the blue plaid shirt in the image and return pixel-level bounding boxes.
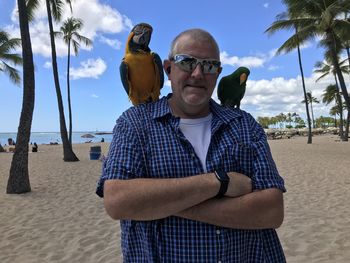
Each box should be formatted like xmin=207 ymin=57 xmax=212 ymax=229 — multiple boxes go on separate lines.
xmin=96 ymin=94 xmax=286 ymax=263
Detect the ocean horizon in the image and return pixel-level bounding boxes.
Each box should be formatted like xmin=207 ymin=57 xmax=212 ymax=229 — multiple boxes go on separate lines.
xmin=0 ymin=132 xmax=113 ymax=145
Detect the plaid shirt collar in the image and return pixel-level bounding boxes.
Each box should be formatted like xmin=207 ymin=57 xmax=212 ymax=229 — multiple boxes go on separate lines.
xmin=151 ymin=93 xmax=242 ymax=124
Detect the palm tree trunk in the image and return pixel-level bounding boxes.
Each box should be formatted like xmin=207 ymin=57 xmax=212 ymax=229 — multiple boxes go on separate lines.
xmin=334 ymin=75 xmax=344 ymax=140
xmin=297 ymin=43 xmax=312 ymax=143
xmin=7 ymin=0 xmax=33 ymax=194
xmin=67 ymin=40 xmax=72 ymax=146
xmin=346 ymin=46 xmax=350 ymax=70
xmin=46 ymin=0 xmax=78 ymax=161
xmin=329 ymin=34 xmax=350 ymax=141
xmin=345 ymin=46 xmax=350 ymax=141
xmin=346 ymin=111 xmax=350 ymax=141
xmin=310 ymin=101 xmax=315 ymax=128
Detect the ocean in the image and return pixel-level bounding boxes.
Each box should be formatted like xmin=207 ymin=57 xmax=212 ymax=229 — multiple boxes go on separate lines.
xmin=0 ymin=132 xmax=113 ymax=145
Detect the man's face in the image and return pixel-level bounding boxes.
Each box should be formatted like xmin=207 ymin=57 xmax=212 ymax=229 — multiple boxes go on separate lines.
xmin=165 ymin=36 xmax=221 ymax=118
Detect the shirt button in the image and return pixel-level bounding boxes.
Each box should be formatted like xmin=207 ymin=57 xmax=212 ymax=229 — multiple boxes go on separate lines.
xmin=216 ymin=230 xmax=221 ymax=235
xmin=218 ymin=261 xmax=222 ymax=263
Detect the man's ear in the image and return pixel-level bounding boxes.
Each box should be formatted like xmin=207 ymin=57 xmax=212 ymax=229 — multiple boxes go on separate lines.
xmin=218 ymin=66 xmax=223 ymax=75
xmin=163 ymin=60 xmax=171 ymax=79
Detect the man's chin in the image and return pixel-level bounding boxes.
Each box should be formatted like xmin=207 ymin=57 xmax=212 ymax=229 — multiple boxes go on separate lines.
xmin=183 ymin=95 xmax=208 ymax=106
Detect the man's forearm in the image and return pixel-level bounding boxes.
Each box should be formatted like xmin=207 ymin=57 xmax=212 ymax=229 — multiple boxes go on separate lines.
xmin=103 ymin=173 xmax=220 ymax=221
xmin=175 ymin=188 xmax=284 ymax=229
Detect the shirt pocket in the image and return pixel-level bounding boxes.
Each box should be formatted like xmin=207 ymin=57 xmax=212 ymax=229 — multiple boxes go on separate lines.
xmin=230 ymin=141 xmax=254 ymax=177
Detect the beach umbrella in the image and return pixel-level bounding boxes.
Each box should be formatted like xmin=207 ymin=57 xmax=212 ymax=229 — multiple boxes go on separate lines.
xmin=81 ymin=133 xmax=95 ymax=138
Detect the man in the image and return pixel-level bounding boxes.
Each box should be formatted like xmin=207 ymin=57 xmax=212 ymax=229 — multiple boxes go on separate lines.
xmin=96 ymin=28 xmax=286 ymax=262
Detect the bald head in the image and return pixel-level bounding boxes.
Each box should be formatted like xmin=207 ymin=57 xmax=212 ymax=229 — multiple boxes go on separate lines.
xmin=168 ymin=28 xmax=220 ymax=60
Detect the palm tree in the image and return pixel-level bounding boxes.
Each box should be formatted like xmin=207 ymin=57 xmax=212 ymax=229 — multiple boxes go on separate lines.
xmin=55 ymin=17 xmax=92 ymax=145
xmin=276 ymin=112 xmax=287 ymax=129
xmin=267 ymin=0 xmax=350 ymax=140
xmin=314 ymin=60 xmax=348 ymax=139
xmin=323 ymin=84 xmax=345 ymax=139
xmin=265 ymin=7 xmax=313 ymax=143
xmin=284 ymin=112 xmax=299 ymax=128
xmin=287 ymin=0 xmax=350 ymax=137
xmin=286 ymin=112 xmax=293 ymax=127
xmin=44 ymin=0 xmax=79 ymax=161
xmin=302 ymin=92 xmax=320 ymax=128
xmin=6 ymin=0 xmax=35 ymax=194
xmin=317 ymin=11 xmax=350 ymax=140
xmin=27 ymin=0 xmax=79 ymax=160
xmin=340 ymin=12 xmax=350 ymax=78
xmin=0 ymin=30 xmax=22 ymax=85
xmin=314 ymin=60 xmax=349 ymax=84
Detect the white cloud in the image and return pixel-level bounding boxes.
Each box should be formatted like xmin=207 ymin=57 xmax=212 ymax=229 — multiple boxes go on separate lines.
xmin=68 ymin=0 xmax=132 ymax=38
xmin=90 ymin=94 xmax=99 ymax=98
xmin=263 ymin=3 xmax=269 ymax=8
xmin=43 ymin=61 xmax=52 ymax=68
xmin=213 ymin=69 xmax=336 ymax=120
xmin=70 ymin=58 xmax=107 ymax=80
xmin=299 ymin=41 xmax=313 ymax=50
xmin=99 ymin=35 xmax=122 ymax=50
xmin=268 ymin=65 xmax=279 ymax=71
xmin=220 ymin=50 xmax=274 ymax=68
xmin=10 ymin=0 xmax=132 ymax=57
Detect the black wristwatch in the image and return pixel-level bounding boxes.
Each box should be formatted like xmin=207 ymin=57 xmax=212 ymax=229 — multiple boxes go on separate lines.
xmin=214 ymin=170 xmax=230 ymax=198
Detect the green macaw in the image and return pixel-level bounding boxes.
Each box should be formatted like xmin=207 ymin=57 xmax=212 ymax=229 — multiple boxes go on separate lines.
xmin=119 ymin=23 xmax=164 ymax=106
xmin=217 ymin=67 xmax=250 ymax=108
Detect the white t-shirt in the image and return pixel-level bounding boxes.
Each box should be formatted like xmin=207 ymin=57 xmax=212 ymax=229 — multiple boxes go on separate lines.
xmin=179 ymin=113 xmax=212 ymax=172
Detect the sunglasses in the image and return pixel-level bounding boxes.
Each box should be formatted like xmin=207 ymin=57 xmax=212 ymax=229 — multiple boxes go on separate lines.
xmin=170 ymin=54 xmax=221 ymax=74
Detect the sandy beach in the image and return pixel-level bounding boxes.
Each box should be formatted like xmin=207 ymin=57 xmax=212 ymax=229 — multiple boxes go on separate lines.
xmin=1 ymin=135 xmax=350 ymax=263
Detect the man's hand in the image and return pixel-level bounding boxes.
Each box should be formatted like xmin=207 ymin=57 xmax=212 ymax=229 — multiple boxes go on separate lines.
xmin=225 ymin=172 xmax=252 ymax=197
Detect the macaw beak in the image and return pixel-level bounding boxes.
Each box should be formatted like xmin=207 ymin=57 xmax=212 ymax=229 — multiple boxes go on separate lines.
xmin=240 ymin=73 xmax=247 ymax=85
xmin=133 ymin=30 xmax=151 ymax=46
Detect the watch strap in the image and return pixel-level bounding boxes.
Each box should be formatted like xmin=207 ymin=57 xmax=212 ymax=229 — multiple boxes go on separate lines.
xmin=214 ymin=170 xmax=229 ymax=198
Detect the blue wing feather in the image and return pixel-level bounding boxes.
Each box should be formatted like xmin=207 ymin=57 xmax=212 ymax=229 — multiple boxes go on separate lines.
xmin=152 ymin=52 xmax=164 ymax=90
xmin=119 ymin=60 xmax=130 ymax=95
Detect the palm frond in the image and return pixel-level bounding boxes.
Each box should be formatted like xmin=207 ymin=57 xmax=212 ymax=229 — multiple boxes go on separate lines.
xmin=74 ymin=34 xmax=92 ymax=47
xmin=50 ymin=0 xmax=64 ymax=21
xmin=54 ymin=31 xmax=63 ymax=38
xmin=57 ymin=16 xmax=92 ymax=56
xmin=0 ymin=31 xmax=21 ymax=52
xmin=1 ymin=53 xmax=23 ymax=65
xmin=26 ymin=0 xmax=40 ymax=21
xmin=1 ymin=61 xmax=21 ymax=85
xmin=315 ymin=72 xmax=330 ymax=82
xmin=72 ymin=39 xmax=80 ymax=55
xmin=322 ymin=84 xmax=338 ymax=104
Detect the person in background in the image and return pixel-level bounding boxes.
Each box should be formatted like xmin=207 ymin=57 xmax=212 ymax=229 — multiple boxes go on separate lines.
xmin=96 ymin=28 xmax=286 ymax=262
xmin=32 ymin=142 xmax=38 ymax=152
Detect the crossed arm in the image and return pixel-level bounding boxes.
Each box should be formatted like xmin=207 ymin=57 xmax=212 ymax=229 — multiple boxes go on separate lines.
xmin=103 ymin=171 xmax=284 ymax=229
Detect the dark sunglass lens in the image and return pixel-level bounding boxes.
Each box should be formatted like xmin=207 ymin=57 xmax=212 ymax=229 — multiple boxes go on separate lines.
xmin=202 ymin=61 xmax=217 ymax=73
xmin=174 ymin=55 xmax=219 ymax=73
xmin=176 ymin=56 xmax=196 ymax=72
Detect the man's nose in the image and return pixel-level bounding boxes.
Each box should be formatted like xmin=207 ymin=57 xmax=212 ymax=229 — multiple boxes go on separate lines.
xmin=190 ymin=63 xmax=204 ymax=78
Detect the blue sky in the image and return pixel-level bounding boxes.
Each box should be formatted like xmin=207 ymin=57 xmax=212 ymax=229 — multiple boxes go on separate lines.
xmin=0 ymin=0 xmax=338 ymax=132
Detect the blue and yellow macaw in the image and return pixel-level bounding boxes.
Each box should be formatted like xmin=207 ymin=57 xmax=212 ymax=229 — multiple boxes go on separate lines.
xmin=119 ymin=23 xmax=164 ymax=106
xmin=217 ymin=67 xmax=250 ymax=108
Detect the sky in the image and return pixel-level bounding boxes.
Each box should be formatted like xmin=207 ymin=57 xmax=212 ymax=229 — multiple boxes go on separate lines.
xmin=0 ymin=0 xmax=342 ymax=132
